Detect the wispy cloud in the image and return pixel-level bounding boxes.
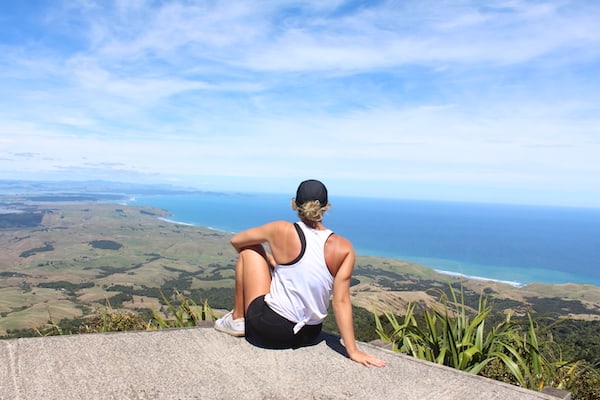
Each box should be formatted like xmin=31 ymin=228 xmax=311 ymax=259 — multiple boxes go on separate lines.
xmin=0 ymin=0 xmax=599 ymax=206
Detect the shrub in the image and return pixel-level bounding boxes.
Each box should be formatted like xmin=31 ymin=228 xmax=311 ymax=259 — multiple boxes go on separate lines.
xmin=79 ymin=302 xmax=148 ymax=333
xmin=149 ymin=290 xmax=216 ymax=329
xmin=89 ymin=240 xmax=123 ymax=250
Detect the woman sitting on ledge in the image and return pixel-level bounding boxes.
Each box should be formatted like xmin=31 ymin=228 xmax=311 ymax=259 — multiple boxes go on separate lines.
xmin=215 ymin=179 xmax=386 ymax=367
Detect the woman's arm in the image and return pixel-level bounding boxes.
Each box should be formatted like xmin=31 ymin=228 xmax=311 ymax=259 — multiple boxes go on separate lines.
xmin=332 ymin=246 xmax=387 ymax=368
xmin=230 ymin=221 xmax=284 ymax=252
xmin=230 ymin=221 xmax=297 ymax=268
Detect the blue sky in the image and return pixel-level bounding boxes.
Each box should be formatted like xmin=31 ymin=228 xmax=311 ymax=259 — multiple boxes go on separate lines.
xmin=1 ymin=1 xmax=599 ymax=207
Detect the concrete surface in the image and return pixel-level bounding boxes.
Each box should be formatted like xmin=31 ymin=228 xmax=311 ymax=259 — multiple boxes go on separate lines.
xmin=1 ymin=326 xmax=562 ymax=400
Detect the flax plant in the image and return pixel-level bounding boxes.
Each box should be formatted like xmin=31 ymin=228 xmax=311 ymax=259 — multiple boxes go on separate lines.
xmin=374 ymin=285 xmax=577 ymax=391
xmin=513 ymin=313 xmax=574 ymax=391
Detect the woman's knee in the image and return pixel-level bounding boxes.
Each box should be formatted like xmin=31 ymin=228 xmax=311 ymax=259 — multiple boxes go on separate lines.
xmin=240 ymin=244 xmax=268 ymax=260
xmin=239 ymin=245 xmax=269 ymax=267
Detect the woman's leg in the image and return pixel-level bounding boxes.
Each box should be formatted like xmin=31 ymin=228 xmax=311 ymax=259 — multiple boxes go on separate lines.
xmin=231 ymin=244 xmax=272 ymax=319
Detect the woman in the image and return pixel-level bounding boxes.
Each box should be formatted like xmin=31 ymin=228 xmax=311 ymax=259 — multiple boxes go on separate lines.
xmin=215 ymin=179 xmax=386 ymax=367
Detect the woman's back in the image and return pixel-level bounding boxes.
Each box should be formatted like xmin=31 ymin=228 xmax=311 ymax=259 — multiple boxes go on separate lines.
xmin=267 ymin=219 xmax=351 ymax=278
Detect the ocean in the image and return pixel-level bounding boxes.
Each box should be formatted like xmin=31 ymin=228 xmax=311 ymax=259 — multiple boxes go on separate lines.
xmin=128 ymin=193 xmax=600 ymax=288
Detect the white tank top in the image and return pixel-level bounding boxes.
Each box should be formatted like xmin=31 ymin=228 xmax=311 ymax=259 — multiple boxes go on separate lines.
xmin=264 ymin=221 xmax=334 ymax=334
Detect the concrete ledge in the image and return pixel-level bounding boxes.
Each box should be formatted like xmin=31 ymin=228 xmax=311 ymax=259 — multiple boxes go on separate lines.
xmin=1 ymin=327 xmax=560 ymax=400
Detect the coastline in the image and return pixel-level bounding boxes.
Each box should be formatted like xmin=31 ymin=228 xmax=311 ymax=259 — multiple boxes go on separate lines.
xmin=158 ymin=217 xmax=195 ymax=227
xmin=3 ymin=185 xmax=599 ymax=289
xmin=434 ymin=269 xmax=525 ymax=288
xmin=2 ymin=200 xmax=600 ymax=339
xmin=154 ymin=211 xmax=599 ymax=289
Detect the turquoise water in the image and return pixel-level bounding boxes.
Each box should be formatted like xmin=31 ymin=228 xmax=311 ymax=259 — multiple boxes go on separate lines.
xmin=129 ymin=193 xmax=600 ymax=287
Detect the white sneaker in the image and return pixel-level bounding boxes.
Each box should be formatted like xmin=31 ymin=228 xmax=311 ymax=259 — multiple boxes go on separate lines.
xmin=214 ymin=311 xmax=245 ymax=337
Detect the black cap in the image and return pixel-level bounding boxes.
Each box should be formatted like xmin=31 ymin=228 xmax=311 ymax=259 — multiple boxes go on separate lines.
xmin=295 ymin=179 xmax=328 ymax=207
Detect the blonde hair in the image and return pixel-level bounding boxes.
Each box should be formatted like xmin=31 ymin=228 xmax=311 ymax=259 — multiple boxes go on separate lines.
xmin=291 ymin=199 xmax=330 ymax=224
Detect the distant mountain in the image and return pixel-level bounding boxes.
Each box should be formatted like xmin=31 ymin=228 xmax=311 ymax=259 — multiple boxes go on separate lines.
xmin=0 ymin=179 xmax=210 ymax=196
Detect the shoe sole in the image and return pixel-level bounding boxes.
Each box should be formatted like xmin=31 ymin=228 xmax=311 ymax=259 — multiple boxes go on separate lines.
xmin=214 ymin=324 xmax=245 ymax=337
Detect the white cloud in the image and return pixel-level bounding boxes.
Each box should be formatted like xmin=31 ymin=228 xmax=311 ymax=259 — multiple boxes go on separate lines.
xmin=0 ymin=0 xmax=599 ymax=206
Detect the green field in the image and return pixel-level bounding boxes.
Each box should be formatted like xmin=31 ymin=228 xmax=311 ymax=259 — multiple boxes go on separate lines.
xmin=1 ymin=201 xmax=600 ymax=338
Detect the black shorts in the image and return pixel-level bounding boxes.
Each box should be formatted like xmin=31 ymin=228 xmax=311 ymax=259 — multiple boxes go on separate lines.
xmin=245 ymin=295 xmax=323 ymax=349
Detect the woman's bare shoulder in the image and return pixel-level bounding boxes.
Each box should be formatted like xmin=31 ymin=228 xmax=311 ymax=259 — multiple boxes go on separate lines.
xmin=325 ymin=232 xmax=354 ymax=275
xmin=262 ymin=220 xmax=298 ymax=242
xmin=328 ymin=232 xmax=353 ymax=250
xmin=262 ymin=220 xmax=294 ymax=230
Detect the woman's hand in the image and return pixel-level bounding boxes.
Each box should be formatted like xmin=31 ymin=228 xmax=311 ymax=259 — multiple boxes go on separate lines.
xmin=349 ymin=350 xmax=387 ymax=368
